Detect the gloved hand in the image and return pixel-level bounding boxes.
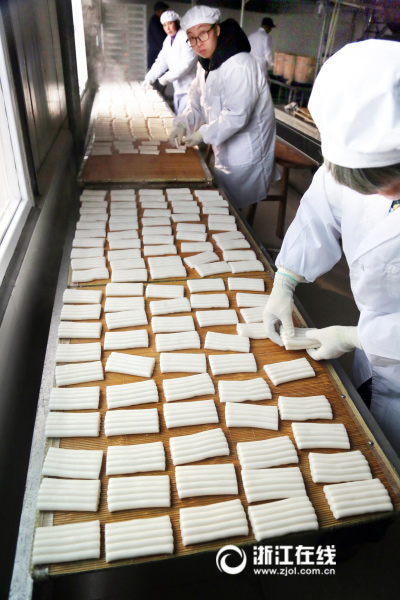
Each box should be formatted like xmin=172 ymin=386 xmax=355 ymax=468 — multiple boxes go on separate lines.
xmin=158 ymin=74 xmax=169 ymax=86
xmin=305 ymin=326 xmax=362 ymax=360
xmin=169 ymin=123 xmax=187 ymax=148
xmin=185 ymin=129 xmax=203 ymax=147
xmin=142 ymin=79 xmax=153 ymax=89
xmin=262 ymin=267 xmax=303 ymax=346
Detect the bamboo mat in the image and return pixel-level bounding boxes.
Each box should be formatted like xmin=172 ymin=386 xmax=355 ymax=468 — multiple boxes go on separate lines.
xmin=81 ymin=143 xmax=208 ymax=184
xmin=43 ymin=190 xmax=400 ymax=577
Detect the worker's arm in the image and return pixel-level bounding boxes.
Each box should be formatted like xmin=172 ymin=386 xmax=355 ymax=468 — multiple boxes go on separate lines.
xmin=163 ymin=36 xmax=197 ymax=82
xmin=145 ymin=42 xmax=169 ymax=83
xmin=174 ymin=64 xmax=206 ymax=132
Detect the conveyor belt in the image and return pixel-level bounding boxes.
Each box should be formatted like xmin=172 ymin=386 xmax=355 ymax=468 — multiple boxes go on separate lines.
xmin=30 ymin=189 xmax=400 ymax=579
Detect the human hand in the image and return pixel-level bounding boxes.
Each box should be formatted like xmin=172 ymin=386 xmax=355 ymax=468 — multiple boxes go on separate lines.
xmin=305 ymin=326 xmax=362 ymax=360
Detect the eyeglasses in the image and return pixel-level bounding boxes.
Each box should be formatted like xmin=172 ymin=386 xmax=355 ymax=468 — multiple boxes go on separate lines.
xmin=186 ymin=25 xmax=215 ymax=47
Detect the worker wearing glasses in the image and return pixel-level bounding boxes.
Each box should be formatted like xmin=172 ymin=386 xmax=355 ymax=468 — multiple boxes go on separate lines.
xmin=169 ymin=5 xmax=279 ymax=209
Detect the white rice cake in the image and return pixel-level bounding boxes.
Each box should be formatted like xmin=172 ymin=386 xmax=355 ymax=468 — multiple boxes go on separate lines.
xmin=49 ymin=387 xmax=100 ymax=410
xmin=60 ymin=304 xmax=101 ymax=321
xmin=105 ymin=352 xmax=155 ymax=378
xmin=181 ymin=242 xmax=213 ymax=253
xmin=292 ymin=422 xmax=350 ymax=450
xmin=163 ymin=399 xmax=218 ymax=428
xmin=218 ymin=378 xmax=271 ymax=403
xmin=42 ymin=447 xmax=103 ymax=479
xmin=184 ymin=252 xmax=219 ymax=269
xmin=151 ymin=316 xmax=195 ymax=333
xmin=63 ymin=289 xmax=103 ymax=304
xmin=323 ymin=478 xmax=393 ymax=520
xmin=110 ymin=209 xmax=138 ymax=218
xmin=106 ymin=441 xmax=165 ymax=475
xmin=79 ymin=214 xmax=107 ymax=223
xmin=142 ymin=226 xmax=172 ymax=236
xmin=109 ymin=259 xmax=146 ymax=271
xmin=264 ymin=358 xmax=316 ymax=386
xmin=142 ymin=235 xmax=174 ymax=245
xmin=107 ymin=231 xmax=139 ymax=242
xmin=172 ymin=205 xmax=199 ymax=214
xmin=309 ymin=450 xmax=372 ymax=484
xmin=71 ymin=257 xmax=106 ymax=271
xmin=156 ymin=331 xmax=201 ymax=352
xmin=149 ymin=297 xmax=191 ymax=316
xmin=72 ymin=237 xmax=105 ymax=248
xmin=170 ymin=428 xmax=229 ymax=466
xmin=278 ymin=395 xmax=333 ymax=420
xmin=180 ymin=499 xmax=248 ymax=546
xmin=108 ymin=222 xmax=139 ymax=234
xmin=196 ymin=309 xmax=238 ymax=327
xmin=171 ymin=214 xmax=201 ymax=223
xmin=104 ymin=297 xmax=145 ymax=312
xmin=143 ymin=245 xmax=177 ymax=256
xmin=37 ymin=478 xmax=100 ymax=511
xmin=55 ymin=361 xmax=104 ymax=386
xmin=104 ymin=330 xmax=149 ymax=350
xmin=242 ymin=467 xmax=307 ymax=504
xmin=70 ymin=247 xmax=104 ymax=258
xmin=104 ymin=408 xmax=159 ymax=436
xmin=71 ymin=268 xmax=109 ymax=283
xmin=237 ymin=436 xmax=298 ymax=470
xmin=195 ymin=261 xmax=231 ymax=277
xmin=237 ymin=323 xmax=268 ymax=338
xmin=105 ymin=309 xmax=148 ymax=330
xmin=202 ymin=206 xmax=229 ymax=215
xmin=160 ymin=352 xmax=207 ymax=374
xmin=212 ymin=231 xmax=244 ymax=243
xmin=228 ymin=277 xmax=264 ymax=292
xmin=225 ymin=402 xmax=279 ymax=430
xmin=141 ymin=217 xmax=171 ymax=227
xmin=107 ymin=475 xmax=170 ymax=511
xmin=280 ymin=327 xmax=321 ymax=351
xmin=223 ymin=250 xmax=256 ymax=262
xmin=111 ymin=269 xmax=148 ymax=283
xmin=32 ymin=520 xmax=100 ymax=565
xmin=176 ymin=223 xmax=206 ymax=233
xmin=205 ymin=332 xmax=250 ymax=353
xmin=175 ymin=463 xmax=238 ymax=499
xmin=108 ymin=251 xmax=142 ymax=263
xmin=106 ymin=282 xmax=143 ymax=296
xmin=148 ymin=255 xmax=186 ymax=279
xmin=248 ymin=497 xmax=318 ymax=541
xmin=190 ymin=293 xmax=229 ymax=309
xmin=104 ymin=515 xmax=173 ymax=562
xmin=107 ymin=379 xmax=158 ymax=408
xmin=146 ymin=284 xmax=185 ymax=298
xmin=216 ymin=238 xmax=250 ymax=251
xmin=240 ymin=306 xmax=264 ymax=323
xmin=236 ymin=293 xmax=269 ymax=308
xmin=229 ymin=260 xmax=264 ymax=274
xmin=176 ymin=231 xmax=207 ymax=242
xmin=163 ymin=373 xmax=215 ymax=402
xmin=56 ymin=342 xmax=101 ymax=363
xmin=108 ymin=239 xmax=141 ymax=250
xmin=187 ymin=279 xmax=225 ymax=293
xmin=143 ymin=209 xmax=171 ymax=217
xmin=208 ymin=222 xmax=237 ymax=232
xmin=45 ymin=412 xmax=100 ymax=438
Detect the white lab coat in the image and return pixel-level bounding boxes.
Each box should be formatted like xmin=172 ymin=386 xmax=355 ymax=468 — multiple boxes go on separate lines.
xmin=177 ymin=54 xmax=277 ymax=207
xmin=145 ymin=29 xmax=197 ymax=113
xmin=276 ymin=165 xmax=400 ymax=454
xmin=248 ymin=28 xmax=274 ymax=77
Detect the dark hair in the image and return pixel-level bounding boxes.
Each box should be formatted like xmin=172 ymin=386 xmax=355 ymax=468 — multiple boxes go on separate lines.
xmin=325 ymin=159 xmax=400 ymax=195
xmin=154 ymin=2 xmax=169 ymax=12
xmin=262 ymin=17 xmax=275 ymax=28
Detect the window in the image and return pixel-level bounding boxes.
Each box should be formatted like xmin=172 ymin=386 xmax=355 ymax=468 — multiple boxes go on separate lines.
xmin=71 ymin=0 xmax=89 ymax=96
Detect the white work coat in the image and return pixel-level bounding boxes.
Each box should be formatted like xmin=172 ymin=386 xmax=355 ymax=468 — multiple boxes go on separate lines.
xmin=146 ymin=29 xmax=197 ymax=106
xmin=248 ymin=28 xmax=274 ymax=77
xmin=276 ymin=165 xmax=400 ymax=454
xmin=178 ymin=55 xmax=277 ymax=207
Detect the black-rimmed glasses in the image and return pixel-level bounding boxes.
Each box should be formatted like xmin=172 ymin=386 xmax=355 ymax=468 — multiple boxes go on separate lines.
xmin=186 ymin=24 xmax=215 ymax=47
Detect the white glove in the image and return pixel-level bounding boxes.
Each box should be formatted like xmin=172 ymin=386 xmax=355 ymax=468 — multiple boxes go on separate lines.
xmin=142 ymin=79 xmax=153 ymax=89
xmin=262 ymin=267 xmax=303 ymax=346
xmin=158 ymin=74 xmax=169 ymax=86
xmin=185 ymin=130 xmax=203 ymax=148
xmin=305 ymin=326 xmax=362 ymax=360
xmin=169 ymin=123 xmax=187 ymax=148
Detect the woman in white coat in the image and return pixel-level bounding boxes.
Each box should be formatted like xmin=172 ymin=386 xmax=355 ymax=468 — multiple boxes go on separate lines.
xmin=143 ymin=10 xmax=197 ymax=114
xmin=169 ymin=5 xmax=278 ymax=209
xmin=262 ymin=40 xmax=400 ymax=455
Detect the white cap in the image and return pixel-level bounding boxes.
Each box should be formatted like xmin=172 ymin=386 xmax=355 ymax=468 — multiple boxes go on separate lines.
xmin=180 ymin=6 xmax=221 ymax=31
xmin=160 ymin=10 xmax=180 ymax=25
xmin=308 ymin=40 xmax=400 ymax=168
